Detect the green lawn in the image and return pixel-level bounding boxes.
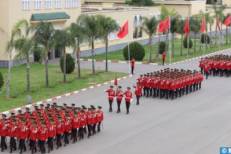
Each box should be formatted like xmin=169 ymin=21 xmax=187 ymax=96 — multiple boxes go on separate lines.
xmin=91 ymin=38 xmax=231 ymax=64
xmin=0 ymin=64 xmax=126 ymax=112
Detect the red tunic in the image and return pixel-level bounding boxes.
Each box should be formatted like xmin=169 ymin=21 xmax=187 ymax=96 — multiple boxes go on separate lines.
xmin=29 ymin=126 xmax=38 ymax=141
xmin=38 ymin=126 xmax=48 ymax=141
xmin=116 ymin=90 xmax=123 ymax=102
xmin=124 ymin=90 xmax=132 ymax=103
xmin=106 ymin=89 xmax=115 ymax=101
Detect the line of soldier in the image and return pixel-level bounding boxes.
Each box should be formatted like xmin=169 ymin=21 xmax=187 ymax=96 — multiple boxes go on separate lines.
xmin=0 ymin=103 xmax=104 ymax=154
xmin=105 ymin=85 xmax=142 ymax=114
xmin=199 ymin=54 xmax=231 ymax=79
xmin=136 ymin=68 xmax=204 ymax=100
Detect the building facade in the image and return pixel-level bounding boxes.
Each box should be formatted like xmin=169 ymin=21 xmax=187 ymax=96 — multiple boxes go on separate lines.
xmin=0 ymin=0 xmax=81 ymax=66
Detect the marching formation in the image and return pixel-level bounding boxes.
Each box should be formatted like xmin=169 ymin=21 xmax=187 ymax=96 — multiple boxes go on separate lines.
xmin=105 ymin=84 xmax=142 ymax=114
xmin=0 ymin=103 xmax=104 ymax=154
xmin=199 ymin=54 xmax=231 ymax=79
xmin=137 ymin=68 xmax=204 ymax=100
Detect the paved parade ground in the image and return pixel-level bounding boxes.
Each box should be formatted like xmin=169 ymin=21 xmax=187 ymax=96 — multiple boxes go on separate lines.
xmin=2 ymin=50 xmax=231 ymax=154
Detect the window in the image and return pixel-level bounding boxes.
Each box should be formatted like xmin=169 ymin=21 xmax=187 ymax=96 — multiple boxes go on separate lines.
xmin=34 ymin=0 xmax=42 ymax=9
xmin=22 ymin=0 xmax=30 ymax=10
xmin=54 ymin=0 xmax=62 ymax=9
xmin=65 ymin=0 xmax=79 ymax=8
xmin=44 ymin=0 xmax=52 ymax=9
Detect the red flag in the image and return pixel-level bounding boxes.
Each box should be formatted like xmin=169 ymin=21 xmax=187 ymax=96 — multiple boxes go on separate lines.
xmin=184 ymin=17 xmax=190 ymax=36
xmin=117 ymin=20 xmax=129 ymax=39
xmin=224 ymin=15 xmax=231 ymax=26
xmin=200 ymin=16 xmax=207 ymax=33
xmin=158 ymin=17 xmax=170 ymax=33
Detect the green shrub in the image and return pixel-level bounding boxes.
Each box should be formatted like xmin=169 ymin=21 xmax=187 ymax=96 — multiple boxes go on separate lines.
xmin=201 ymin=34 xmax=211 ymax=44
xmin=0 ymin=72 xmax=4 ymax=90
xmin=183 ymin=37 xmax=193 ymax=49
xmin=123 ymin=42 xmax=145 ymax=61
xmin=158 ymin=41 xmax=166 ymax=54
xmin=60 ymin=54 xmax=75 ymax=74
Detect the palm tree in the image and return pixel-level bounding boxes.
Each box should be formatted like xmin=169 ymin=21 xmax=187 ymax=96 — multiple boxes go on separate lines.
xmin=34 ymin=22 xmax=55 ymax=87
xmin=53 ymin=29 xmax=71 ymax=83
xmin=176 ymin=18 xmax=185 ymax=56
xmin=97 ymin=15 xmax=119 ymax=71
xmin=12 ymin=20 xmax=34 ymax=92
xmin=190 ymin=16 xmax=200 ymax=54
xmin=68 ymin=23 xmax=84 ymax=78
xmin=170 ymin=16 xmax=180 ymax=58
xmin=142 ymin=16 xmax=158 ymax=62
xmin=77 ymin=15 xmax=101 ymax=74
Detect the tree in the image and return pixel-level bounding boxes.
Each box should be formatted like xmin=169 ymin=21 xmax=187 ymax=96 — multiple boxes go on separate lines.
xmin=77 ymin=15 xmax=101 ymax=74
xmin=68 ymin=23 xmax=84 ymax=78
xmin=13 ymin=20 xmax=34 ymax=92
xmin=176 ymin=18 xmax=185 ymax=56
xmin=53 ymin=29 xmax=71 ymax=82
xmin=142 ymin=16 xmax=158 ymax=62
xmin=170 ymin=16 xmax=180 ymax=58
xmin=97 ymin=15 xmax=119 ymax=72
xmin=126 ymin=0 xmax=154 ymax=6
xmin=34 ymin=22 xmax=55 ymax=87
xmin=190 ymin=16 xmax=200 ymax=53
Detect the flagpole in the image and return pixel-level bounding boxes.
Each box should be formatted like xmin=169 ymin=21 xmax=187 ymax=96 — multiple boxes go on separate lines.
xmin=128 ymin=40 xmax=131 ymax=74
xmin=187 ymin=16 xmax=190 ymax=58
xmin=168 ymin=16 xmax=172 ymax=64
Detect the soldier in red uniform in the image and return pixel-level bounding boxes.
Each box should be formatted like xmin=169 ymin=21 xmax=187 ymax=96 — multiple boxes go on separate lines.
xmin=162 ymin=51 xmax=166 ymax=65
xmin=9 ymin=114 xmax=17 ymax=153
xmin=130 ymin=58 xmax=135 ymax=75
xmin=105 ymin=85 xmax=115 ymax=112
xmin=18 ymin=122 xmax=28 ymax=154
xmin=134 ymin=84 xmax=142 ymax=105
xmin=55 ymin=120 xmax=63 ymax=149
xmin=0 ymin=114 xmax=8 ymax=152
xmin=47 ymin=122 xmax=56 ymax=152
xmin=72 ymin=109 xmax=80 ymax=143
xmin=38 ymin=123 xmax=48 ymax=154
xmin=116 ymin=86 xmax=123 ymax=113
xmin=124 ymin=87 xmax=133 ymax=114
xmin=28 ymin=121 xmax=38 ymax=154
xmin=96 ymin=106 xmax=104 ymax=132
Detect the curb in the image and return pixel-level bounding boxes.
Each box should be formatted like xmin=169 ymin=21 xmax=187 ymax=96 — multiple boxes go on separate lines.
xmin=1 ymin=74 xmax=134 ymax=115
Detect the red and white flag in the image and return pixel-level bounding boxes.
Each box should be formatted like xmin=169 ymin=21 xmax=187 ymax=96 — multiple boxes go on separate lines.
xmin=157 ymin=17 xmax=170 ymax=33
xmin=224 ymin=15 xmax=231 ymax=27
xmin=184 ymin=17 xmax=190 ymax=36
xmin=117 ymin=20 xmax=129 ymax=39
xmin=200 ymin=16 xmax=207 ymax=33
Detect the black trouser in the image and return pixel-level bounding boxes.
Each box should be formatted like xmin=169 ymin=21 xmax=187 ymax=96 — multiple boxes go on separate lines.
xmin=92 ymin=124 xmax=96 ymax=135
xmin=78 ymin=127 xmax=84 ymax=139
xmin=64 ymin=132 xmax=69 ymax=145
xmin=205 ymin=72 xmax=209 ymax=79
xmin=162 ymin=58 xmax=165 ymax=65
xmin=29 ymin=140 xmax=36 ymax=154
xmin=117 ymin=100 xmax=121 ymax=113
xmin=10 ymin=137 xmax=17 ymax=153
xmin=131 ymin=66 xmax=134 ymax=74
xmin=109 ymin=100 xmax=113 ymax=112
xmin=19 ymin=139 xmax=26 ymax=154
xmin=125 ymin=102 xmax=130 ymax=114
xmin=97 ymin=122 xmax=102 ymax=132
xmin=136 ymin=96 xmax=140 ymax=105
xmin=47 ymin=137 xmax=53 ymax=152
xmin=38 ymin=140 xmax=45 ymax=154
xmin=72 ymin=128 xmax=78 ymax=143
xmin=1 ymin=136 xmax=7 ymax=152
xmin=87 ymin=125 xmax=92 ymax=137
xmin=56 ymin=134 xmax=62 ymax=148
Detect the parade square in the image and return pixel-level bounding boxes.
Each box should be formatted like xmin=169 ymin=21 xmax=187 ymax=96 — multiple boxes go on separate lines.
xmin=1 ymin=0 xmax=231 ymax=154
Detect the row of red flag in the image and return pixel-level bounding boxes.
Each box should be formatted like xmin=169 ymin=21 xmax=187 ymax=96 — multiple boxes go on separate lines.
xmin=117 ymin=15 xmax=231 ymax=39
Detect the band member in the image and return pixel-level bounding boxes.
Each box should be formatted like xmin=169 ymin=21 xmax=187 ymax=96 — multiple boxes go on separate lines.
xmin=116 ymin=86 xmax=123 ymax=113
xmin=124 ymin=87 xmax=133 ymax=114
xmin=105 ymin=86 xmax=115 ymax=112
